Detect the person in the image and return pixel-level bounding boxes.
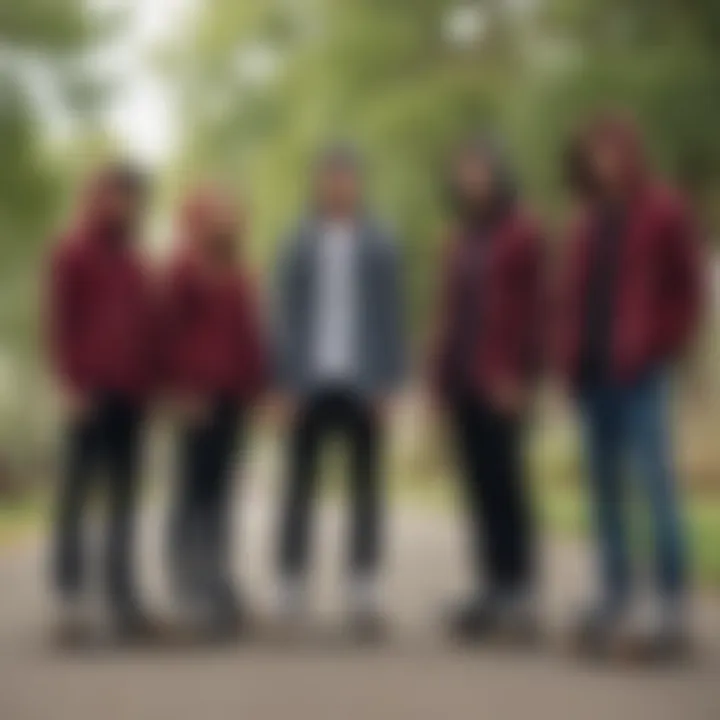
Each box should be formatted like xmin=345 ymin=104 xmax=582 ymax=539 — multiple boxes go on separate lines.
xmin=556 ymin=113 xmax=702 ymax=655
xmin=429 ymin=136 xmax=544 ymax=642
xmin=162 ymin=188 xmax=267 ymax=635
xmin=48 ymin=163 xmax=157 ymax=638
xmin=272 ymin=145 xmax=406 ymax=636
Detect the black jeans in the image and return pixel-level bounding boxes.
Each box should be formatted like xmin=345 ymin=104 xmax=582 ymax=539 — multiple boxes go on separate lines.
xmin=53 ymin=393 xmax=144 ymax=612
xmin=278 ymin=387 xmax=381 ymax=579
xmin=451 ymin=394 xmax=534 ymax=597
xmin=168 ymin=398 xmax=243 ymax=607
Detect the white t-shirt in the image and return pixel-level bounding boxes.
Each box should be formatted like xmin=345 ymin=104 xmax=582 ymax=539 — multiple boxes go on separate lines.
xmin=311 ymin=221 xmax=358 ymax=382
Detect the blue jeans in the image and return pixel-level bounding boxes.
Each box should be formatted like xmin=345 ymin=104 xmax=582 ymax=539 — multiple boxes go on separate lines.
xmin=579 ymin=369 xmax=687 ymax=605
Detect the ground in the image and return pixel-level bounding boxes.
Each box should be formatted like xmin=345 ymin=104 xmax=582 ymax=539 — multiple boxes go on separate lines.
xmin=0 ymin=475 xmax=718 ymax=720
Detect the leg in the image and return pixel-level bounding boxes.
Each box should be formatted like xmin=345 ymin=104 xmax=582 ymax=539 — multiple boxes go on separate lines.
xmin=53 ymin=414 xmax=99 ymax=600
xmin=450 ymin=397 xmax=491 ymax=598
xmin=167 ymin=421 xmax=205 ymax=604
xmin=480 ymin=409 xmax=533 ymax=596
xmin=200 ymin=402 xmax=243 ymax=611
xmin=625 ymin=371 xmax=687 ymax=601
xmin=102 ymin=398 xmax=144 ymax=615
xmin=346 ymin=397 xmax=381 ymax=582
xmin=277 ymin=399 xmax=325 ymax=581
xmin=448 ymin=397 xmax=524 ymax=639
xmin=580 ymin=386 xmax=630 ymax=608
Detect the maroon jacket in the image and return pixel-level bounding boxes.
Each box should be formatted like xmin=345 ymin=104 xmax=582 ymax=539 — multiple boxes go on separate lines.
xmin=431 ymin=209 xmax=544 ymax=400
xmin=48 ymin=228 xmax=158 ymax=402
xmin=556 ymin=183 xmax=702 ymax=388
xmin=162 ymin=253 xmax=267 ymax=403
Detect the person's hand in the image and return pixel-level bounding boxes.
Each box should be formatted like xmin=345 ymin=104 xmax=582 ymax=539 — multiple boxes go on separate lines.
xmin=175 ymin=396 xmax=209 ymax=426
xmin=267 ymin=393 xmax=298 ymax=427
xmin=62 ymin=389 xmax=92 ymax=422
xmin=424 ymin=387 xmax=446 ymax=419
xmin=488 ymin=378 xmax=525 ymax=418
xmin=371 ymin=395 xmax=392 ymax=423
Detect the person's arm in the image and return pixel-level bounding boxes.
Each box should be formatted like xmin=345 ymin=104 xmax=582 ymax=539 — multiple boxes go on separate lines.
xmin=660 ymin=196 xmax=704 ymax=358
xmin=237 ymin=271 xmax=269 ymax=404
xmin=47 ymin=242 xmax=89 ymax=413
xmin=377 ymin=234 xmax=407 ymax=395
xmin=140 ymin=264 xmax=165 ymax=400
xmin=268 ymin=237 xmax=302 ymax=423
xmin=161 ymin=262 xmax=210 ymax=422
xmin=486 ymin=225 xmax=544 ymax=415
xmin=427 ymin=234 xmax=458 ymax=401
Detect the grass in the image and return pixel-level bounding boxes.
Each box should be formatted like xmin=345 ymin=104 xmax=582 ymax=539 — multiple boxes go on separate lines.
xmin=0 ymin=495 xmax=46 ymax=549
xmin=389 ymin=459 xmax=720 ymax=589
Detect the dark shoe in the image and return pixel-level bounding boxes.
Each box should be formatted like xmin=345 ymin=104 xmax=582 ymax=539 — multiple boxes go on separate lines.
xmin=205 ymin=594 xmax=246 ymax=641
xmin=495 ymin=596 xmax=542 ymax=646
xmin=620 ymin=604 xmax=691 ymax=663
xmin=111 ymin=603 xmax=160 ymax=643
xmin=571 ymin=602 xmax=626 ymax=658
xmin=630 ymin=625 xmax=690 ymax=662
xmin=348 ymin=608 xmax=387 ymax=644
xmin=447 ymin=597 xmax=500 ymax=643
xmin=52 ymin=598 xmax=93 ymax=648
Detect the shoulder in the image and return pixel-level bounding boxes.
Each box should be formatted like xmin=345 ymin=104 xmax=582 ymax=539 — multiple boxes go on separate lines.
xmin=562 ymin=203 xmax=594 ymax=246
xmin=50 ymin=231 xmax=90 ymax=276
xmin=278 ymin=223 xmax=312 ymax=265
xmin=502 ymin=207 xmax=544 ymax=254
xmin=364 ymin=217 xmax=401 ymax=262
xmin=644 ymin=182 xmax=691 ymax=227
xmin=437 ymin=224 xmax=464 ymax=267
xmin=163 ymin=251 xmax=200 ymax=294
xmin=51 ymin=231 xmax=81 ymax=262
xmin=234 ymin=264 xmax=261 ymax=296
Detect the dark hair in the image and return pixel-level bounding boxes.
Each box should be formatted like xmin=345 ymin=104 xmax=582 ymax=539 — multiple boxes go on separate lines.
xmin=446 ymin=134 xmax=517 ymax=223
xmin=563 ymin=111 xmax=646 ymax=199
xmin=313 ymin=142 xmax=363 ymax=176
xmin=97 ymin=161 xmax=151 ymax=200
xmin=562 ymin=129 xmax=596 ymax=199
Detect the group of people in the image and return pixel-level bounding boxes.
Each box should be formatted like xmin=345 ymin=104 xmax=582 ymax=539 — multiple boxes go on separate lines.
xmin=47 ymin=112 xmax=702 ymax=656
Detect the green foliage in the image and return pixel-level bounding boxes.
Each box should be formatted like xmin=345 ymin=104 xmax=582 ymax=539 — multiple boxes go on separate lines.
xmin=0 ymin=0 xmax=718 ymax=463
xmin=166 ymin=0 xmax=720 ymax=333
xmin=0 ymin=1 xmax=109 ymax=458
xmin=0 ymin=0 xmax=103 ymax=343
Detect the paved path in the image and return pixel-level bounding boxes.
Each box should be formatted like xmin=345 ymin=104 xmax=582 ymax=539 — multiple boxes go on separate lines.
xmin=0 ymin=475 xmax=718 ymax=720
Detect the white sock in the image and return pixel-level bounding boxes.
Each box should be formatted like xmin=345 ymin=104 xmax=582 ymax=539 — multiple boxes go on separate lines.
xmin=349 ymin=574 xmax=379 ymax=614
xmin=279 ymin=576 xmax=307 ymax=617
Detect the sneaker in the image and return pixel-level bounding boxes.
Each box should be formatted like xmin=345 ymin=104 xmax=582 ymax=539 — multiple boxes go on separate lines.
xmin=205 ymin=584 xmax=245 ymax=640
xmin=111 ymin=602 xmax=159 ymax=643
xmin=572 ymin=600 xmax=627 ymax=657
xmin=621 ymin=599 xmax=690 ymax=662
xmin=277 ymin=576 xmax=308 ymax=626
xmin=495 ymin=592 xmax=541 ymax=645
xmin=53 ymin=596 xmax=91 ymax=647
xmin=447 ymin=595 xmax=500 ymax=642
xmin=347 ymin=574 xmax=386 ymax=642
xmin=349 ymin=608 xmax=387 ymax=643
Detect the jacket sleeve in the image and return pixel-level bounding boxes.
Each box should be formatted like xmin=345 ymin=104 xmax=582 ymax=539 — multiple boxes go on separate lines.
xmin=237 ymin=272 xmax=269 ymax=402
xmin=376 ymin=235 xmax=407 ymax=393
xmin=427 ymin=235 xmax=458 ymax=396
xmin=160 ymin=263 xmax=197 ymax=396
xmin=47 ymin=243 xmax=87 ymax=393
xmin=272 ymin=238 xmax=301 ymax=393
xmin=488 ymin=225 xmax=544 ymax=389
xmin=659 ymin=198 xmax=704 ymax=358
